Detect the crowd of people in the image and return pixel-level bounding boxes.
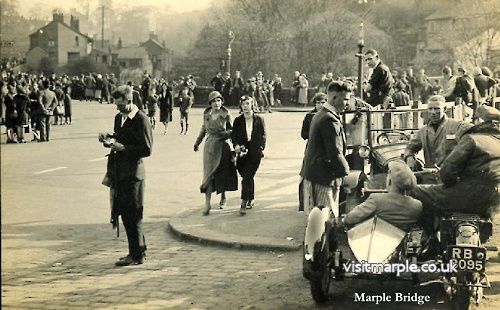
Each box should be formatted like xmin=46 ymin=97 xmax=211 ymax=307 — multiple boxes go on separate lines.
xmin=210 ymin=70 xmax=283 ymax=113
xmin=1 ymin=71 xmax=75 ymax=143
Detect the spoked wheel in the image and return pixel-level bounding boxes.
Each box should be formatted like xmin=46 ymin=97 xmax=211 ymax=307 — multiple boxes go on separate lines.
xmin=310 ymin=232 xmax=332 ymax=303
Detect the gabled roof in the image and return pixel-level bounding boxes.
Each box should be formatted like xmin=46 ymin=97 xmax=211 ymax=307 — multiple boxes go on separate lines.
xmin=117 ymin=46 xmax=149 ymax=59
xmin=29 ymin=20 xmax=93 ymax=41
xmin=140 ymin=38 xmax=165 ymax=50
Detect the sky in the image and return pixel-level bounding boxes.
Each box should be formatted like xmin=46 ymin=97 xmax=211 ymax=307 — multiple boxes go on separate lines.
xmin=13 ymin=0 xmax=213 ymax=19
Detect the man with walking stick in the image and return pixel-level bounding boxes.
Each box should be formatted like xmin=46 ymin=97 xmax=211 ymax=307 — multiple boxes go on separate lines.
xmin=99 ymin=85 xmax=153 ymax=266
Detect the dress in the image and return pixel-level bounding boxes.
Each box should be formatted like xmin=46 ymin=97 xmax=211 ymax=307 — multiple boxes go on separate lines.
xmin=64 ymin=94 xmax=72 ymax=117
xmin=195 ymin=106 xmax=238 ymax=194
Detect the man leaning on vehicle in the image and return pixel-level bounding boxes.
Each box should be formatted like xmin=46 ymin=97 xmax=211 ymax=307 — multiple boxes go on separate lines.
xmin=403 ymin=95 xmax=473 ymax=170
xmin=410 ymin=105 xmax=500 ymax=232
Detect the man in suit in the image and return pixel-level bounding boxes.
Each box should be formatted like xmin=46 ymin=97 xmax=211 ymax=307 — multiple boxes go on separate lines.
xmin=39 ymin=79 xmax=58 ymax=142
xmin=99 ymin=85 xmax=153 ymax=266
xmin=300 ymin=81 xmax=352 ymax=216
xmin=364 ymin=49 xmax=394 ymax=108
xmin=210 ymin=72 xmax=224 ymax=92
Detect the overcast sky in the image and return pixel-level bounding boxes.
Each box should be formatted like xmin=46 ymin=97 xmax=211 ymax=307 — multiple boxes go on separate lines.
xmin=13 ymin=0 xmax=213 ymax=18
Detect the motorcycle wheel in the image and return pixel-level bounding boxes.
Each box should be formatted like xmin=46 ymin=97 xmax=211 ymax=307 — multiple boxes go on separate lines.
xmin=310 ymin=234 xmax=332 ymax=303
xmin=452 ymin=286 xmax=471 ymax=310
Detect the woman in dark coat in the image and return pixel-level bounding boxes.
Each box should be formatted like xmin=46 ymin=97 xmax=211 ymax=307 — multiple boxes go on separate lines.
xmin=158 ymin=82 xmax=173 ymax=135
xmin=194 ymin=91 xmax=238 ymax=215
xmin=63 ymin=86 xmax=72 ymax=124
xmin=4 ymin=83 xmax=18 ymax=143
xmin=231 ymin=95 xmax=266 ymax=215
xmin=13 ymin=85 xmax=29 ymax=143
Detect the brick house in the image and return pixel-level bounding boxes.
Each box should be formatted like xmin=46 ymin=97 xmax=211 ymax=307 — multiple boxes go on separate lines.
xmin=26 ymin=11 xmax=92 ymax=70
xmin=140 ymin=32 xmax=172 ymax=78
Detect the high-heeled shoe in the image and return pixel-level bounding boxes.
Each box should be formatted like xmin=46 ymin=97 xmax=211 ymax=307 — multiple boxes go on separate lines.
xmin=219 ymin=199 xmax=226 ymax=210
xmin=202 ymin=204 xmax=211 ymax=216
xmin=239 ymin=200 xmax=247 ymax=215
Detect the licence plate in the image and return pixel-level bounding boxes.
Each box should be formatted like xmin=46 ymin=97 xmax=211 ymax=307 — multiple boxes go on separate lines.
xmin=447 ymin=245 xmax=486 ymax=272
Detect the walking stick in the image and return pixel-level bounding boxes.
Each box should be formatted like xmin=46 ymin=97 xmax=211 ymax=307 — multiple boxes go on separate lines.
xmin=111 ymin=150 xmax=120 ymax=238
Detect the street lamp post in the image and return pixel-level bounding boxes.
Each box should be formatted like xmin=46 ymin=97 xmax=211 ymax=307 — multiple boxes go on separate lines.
xmin=356 ymin=21 xmax=365 ymax=100
xmin=227 ymin=30 xmax=235 ymax=74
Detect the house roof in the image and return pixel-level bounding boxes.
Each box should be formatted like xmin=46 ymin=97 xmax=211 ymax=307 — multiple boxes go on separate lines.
xmin=117 ymin=46 xmax=149 ymax=59
xmin=29 ymin=20 xmax=93 ymax=41
xmin=93 ymin=40 xmax=119 ymax=53
xmin=140 ymin=38 xmax=165 ymax=50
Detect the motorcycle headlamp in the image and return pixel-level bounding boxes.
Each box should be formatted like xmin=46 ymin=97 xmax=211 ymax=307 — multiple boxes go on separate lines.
xmin=358 ymin=145 xmax=371 ymax=159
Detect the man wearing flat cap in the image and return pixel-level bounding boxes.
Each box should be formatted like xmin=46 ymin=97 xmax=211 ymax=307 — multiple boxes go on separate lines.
xmin=411 ymin=105 xmax=500 ymax=230
xmin=99 ymin=85 xmax=153 ymax=266
xmin=343 ymin=160 xmax=422 ymax=231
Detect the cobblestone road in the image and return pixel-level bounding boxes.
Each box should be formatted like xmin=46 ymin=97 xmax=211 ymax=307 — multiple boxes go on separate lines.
xmin=3 ymin=219 xmax=499 ymax=309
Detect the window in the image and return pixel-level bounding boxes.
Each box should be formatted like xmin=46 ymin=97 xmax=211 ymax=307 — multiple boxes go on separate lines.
xmin=75 ymin=36 xmax=79 ymax=47
xmin=48 ymin=40 xmax=55 ymax=47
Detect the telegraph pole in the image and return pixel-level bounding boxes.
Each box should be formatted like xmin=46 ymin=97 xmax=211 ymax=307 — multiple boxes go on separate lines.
xmin=227 ymin=30 xmax=235 ymax=74
xmin=101 ymin=6 xmax=105 ymax=48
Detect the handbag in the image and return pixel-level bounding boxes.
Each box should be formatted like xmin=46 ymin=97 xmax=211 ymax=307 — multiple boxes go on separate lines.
xmin=55 ymin=104 xmax=64 ymax=115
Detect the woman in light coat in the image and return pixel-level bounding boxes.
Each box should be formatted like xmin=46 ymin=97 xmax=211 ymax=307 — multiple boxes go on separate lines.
xmin=194 ymin=91 xmax=238 ymax=215
xmin=298 ymin=74 xmax=309 ymax=106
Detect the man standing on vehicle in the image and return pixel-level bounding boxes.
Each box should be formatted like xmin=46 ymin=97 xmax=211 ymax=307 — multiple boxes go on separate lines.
xmin=364 ymin=49 xmax=394 ymax=109
xmin=300 ymin=81 xmax=352 ymax=217
xmin=411 ymin=105 xmax=500 ymax=227
xmin=403 ymin=95 xmax=473 ymax=170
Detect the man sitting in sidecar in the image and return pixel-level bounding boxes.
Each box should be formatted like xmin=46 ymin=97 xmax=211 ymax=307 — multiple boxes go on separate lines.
xmin=343 ymin=160 xmax=422 ymax=231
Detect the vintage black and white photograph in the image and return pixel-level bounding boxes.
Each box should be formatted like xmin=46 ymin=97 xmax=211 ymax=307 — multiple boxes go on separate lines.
xmin=1 ymin=0 xmax=499 ymax=309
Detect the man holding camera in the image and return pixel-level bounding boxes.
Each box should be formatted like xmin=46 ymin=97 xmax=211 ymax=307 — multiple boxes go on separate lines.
xmin=99 ymin=85 xmax=153 ymax=266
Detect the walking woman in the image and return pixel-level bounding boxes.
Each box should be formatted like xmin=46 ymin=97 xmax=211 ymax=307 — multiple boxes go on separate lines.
xmin=63 ymin=86 xmax=72 ymax=125
xmin=158 ymin=82 xmax=173 ymax=135
xmin=194 ymin=91 xmax=238 ymax=215
xmin=231 ymin=96 xmax=266 ymax=215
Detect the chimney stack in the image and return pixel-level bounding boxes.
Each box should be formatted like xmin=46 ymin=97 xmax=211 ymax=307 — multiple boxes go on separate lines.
xmin=149 ymin=31 xmax=158 ymax=41
xmin=52 ymin=10 xmax=64 ymax=23
xmin=70 ymin=15 xmax=80 ymax=32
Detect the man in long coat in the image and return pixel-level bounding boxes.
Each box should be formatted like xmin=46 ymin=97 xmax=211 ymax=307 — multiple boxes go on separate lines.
xmin=100 ymin=85 xmax=153 ymax=266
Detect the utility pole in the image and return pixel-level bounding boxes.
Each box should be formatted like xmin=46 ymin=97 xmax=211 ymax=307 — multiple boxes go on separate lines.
xmin=101 ymin=6 xmax=105 ymax=48
xmin=356 ymin=21 xmax=364 ymax=100
xmin=227 ymin=30 xmax=235 ymax=74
